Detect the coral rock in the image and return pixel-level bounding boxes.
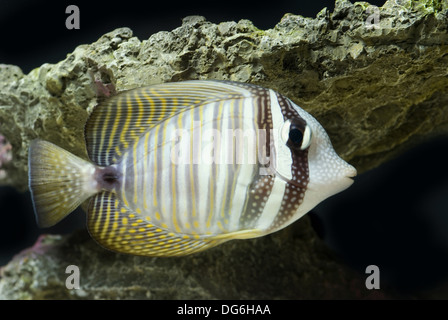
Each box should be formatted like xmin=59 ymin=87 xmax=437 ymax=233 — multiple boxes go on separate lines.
xmin=0 ymin=0 xmax=447 ymax=299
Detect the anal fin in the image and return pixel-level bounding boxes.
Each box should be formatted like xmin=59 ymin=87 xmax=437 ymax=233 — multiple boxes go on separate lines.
xmin=87 ymin=192 xmax=224 ymax=257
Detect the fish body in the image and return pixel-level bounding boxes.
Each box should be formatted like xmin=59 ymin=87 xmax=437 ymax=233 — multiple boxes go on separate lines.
xmin=28 ymin=80 xmax=356 ymax=257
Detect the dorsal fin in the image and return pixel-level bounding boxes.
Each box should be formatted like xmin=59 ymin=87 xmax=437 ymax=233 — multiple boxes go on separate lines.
xmin=84 ymin=80 xmax=253 ymax=166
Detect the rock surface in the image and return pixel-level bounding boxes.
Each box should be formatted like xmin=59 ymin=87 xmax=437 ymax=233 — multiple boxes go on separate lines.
xmin=0 ymin=0 xmax=447 ymax=190
xmin=0 ymin=0 xmax=447 ymax=299
xmin=0 ymin=220 xmax=391 ymax=299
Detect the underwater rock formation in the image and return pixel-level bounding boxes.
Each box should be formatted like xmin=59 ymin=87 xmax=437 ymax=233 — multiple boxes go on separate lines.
xmin=0 ymin=0 xmax=447 ymax=299
xmin=0 ymin=220 xmax=390 ymax=299
xmin=0 ymin=0 xmax=447 ymax=191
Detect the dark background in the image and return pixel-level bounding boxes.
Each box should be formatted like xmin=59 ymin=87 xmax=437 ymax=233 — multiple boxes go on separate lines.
xmin=2 ymin=0 xmax=448 ymax=297
xmin=0 ymin=0 xmax=377 ymax=74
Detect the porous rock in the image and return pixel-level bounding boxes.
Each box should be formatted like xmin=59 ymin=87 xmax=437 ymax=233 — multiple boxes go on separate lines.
xmin=0 ymin=0 xmax=447 ymax=299
xmin=0 ymin=0 xmax=447 ymax=190
xmin=0 ymin=220 xmax=389 ymax=299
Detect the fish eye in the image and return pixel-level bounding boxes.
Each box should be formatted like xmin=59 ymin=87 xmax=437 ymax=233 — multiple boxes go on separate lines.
xmin=289 ymin=126 xmax=303 ymax=145
xmin=287 ymin=123 xmax=312 ymax=151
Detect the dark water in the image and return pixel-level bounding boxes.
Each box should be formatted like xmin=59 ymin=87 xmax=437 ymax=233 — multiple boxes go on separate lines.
xmin=0 ymin=0 xmax=386 ymax=74
xmin=2 ymin=135 xmax=448 ymax=296
xmin=0 ymin=188 xmax=85 ymax=266
xmin=310 ymin=135 xmax=448 ymax=294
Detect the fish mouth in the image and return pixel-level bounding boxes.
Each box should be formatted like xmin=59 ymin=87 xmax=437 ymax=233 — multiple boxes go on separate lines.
xmin=339 ymin=172 xmax=357 ymax=190
xmin=344 ymin=165 xmax=357 ymax=180
xmin=343 ymin=176 xmax=355 ymax=186
xmin=268 ymin=163 xmax=357 ymax=188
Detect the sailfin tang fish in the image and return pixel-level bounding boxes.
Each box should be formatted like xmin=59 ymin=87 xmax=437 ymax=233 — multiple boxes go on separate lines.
xmin=28 ymin=80 xmax=356 ymax=257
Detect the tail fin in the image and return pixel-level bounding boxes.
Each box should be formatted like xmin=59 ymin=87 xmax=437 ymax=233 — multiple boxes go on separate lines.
xmin=28 ymin=139 xmax=99 ymax=228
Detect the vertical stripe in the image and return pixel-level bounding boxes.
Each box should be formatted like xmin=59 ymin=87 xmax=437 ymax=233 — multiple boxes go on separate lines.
xmin=118 ymin=95 xmax=133 ymax=151
xmin=152 ymin=125 xmax=160 ymax=207
xmin=133 ymin=140 xmax=138 ymax=204
xmin=110 ymin=198 xmax=120 ymax=237
xmin=257 ymin=176 xmax=287 ymax=229
xmin=141 ymin=89 xmax=155 ymax=126
xmin=94 ymin=192 xmax=105 ymax=234
xmin=174 ymin=110 xmax=190 ymax=231
xmin=268 ymin=89 xmax=292 ymax=180
xmin=143 ymin=132 xmax=150 ymax=209
xmin=103 ymin=98 xmax=120 ymax=164
xmin=189 ymin=106 xmax=197 ymax=218
xmin=100 ymin=194 xmax=112 ymax=239
xmin=150 ymin=89 xmax=167 ymax=122
xmin=171 ymin=111 xmax=184 ymax=233
xmin=133 ymin=91 xmax=144 ymax=139
xmin=121 ymin=153 xmax=129 ymax=207
xmin=218 ymin=100 xmax=231 ymax=220
xmin=197 ymin=103 xmax=209 ymax=230
xmin=228 ymin=98 xmax=248 ymax=231
xmin=205 ymin=100 xmax=223 ymax=230
xmin=160 ymin=119 xmax=170 ymax=223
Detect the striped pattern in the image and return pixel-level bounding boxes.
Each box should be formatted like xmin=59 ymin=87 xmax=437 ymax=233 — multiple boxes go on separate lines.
xmin=85 ymin=81 xmax=245 ymax=166
xmin=28 ymin=140 xmax=98 ymax=228
xmin=117 ymin=93 xmax=267 ymax=237
xmin=261 ymin=92 xmax=310 ymax=233
xmin=88 ymin=192 xmax=223 ymax=257
xmin=84 ymin=80 xmax=311 ymax=256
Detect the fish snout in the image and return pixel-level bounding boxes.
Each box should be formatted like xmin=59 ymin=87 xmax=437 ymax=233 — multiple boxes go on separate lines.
xmin=344 ymin=164 xmax=357 ymax=179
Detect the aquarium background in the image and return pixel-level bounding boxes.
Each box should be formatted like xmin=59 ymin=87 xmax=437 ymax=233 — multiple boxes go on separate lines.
xmin=2 ymin=0 xmax=448 ymax=297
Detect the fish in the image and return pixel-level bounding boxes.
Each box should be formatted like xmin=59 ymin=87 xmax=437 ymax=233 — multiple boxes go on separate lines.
xmin=28 ymin=80 xmax=356 ymax=257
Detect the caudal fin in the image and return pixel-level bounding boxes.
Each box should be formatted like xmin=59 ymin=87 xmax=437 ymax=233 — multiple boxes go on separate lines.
xmin=28 ymin=139 xmax=99 ymax=228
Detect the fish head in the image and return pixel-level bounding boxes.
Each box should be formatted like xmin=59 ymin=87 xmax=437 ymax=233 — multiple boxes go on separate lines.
xmin=271 ymin=96 xmax=357 ymax=219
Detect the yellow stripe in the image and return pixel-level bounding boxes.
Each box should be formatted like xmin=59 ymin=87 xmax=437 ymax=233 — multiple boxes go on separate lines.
xmin=238 ymin=98 xmax=244 ymax=164
xmin=141 ymin=89 xmax=156 ymax=127
xmin=134 ymin=91 xmax=144 ymax=138
xmin=143 ymin=132 xmax=150 ymax=210
xmin=199 ymin=102 xmax=204 ymax=212
xmin=105 ymin=199 xmax=120 ymax=239
xmin=171 ymin=112 xmax=184 ymax=233
xmin=229 ymin=98 xmax=235 ymax=167
xmin=152 ymin=125 xmax=160 ymax=207
xmin=105 ymin=96 xmax=121 ymax=160
xmin=133 ymin=140 xmax=138 ymax=204
xmin=199 ymin=103 xmax=204 ymax=129
xmin=119 ymin=94 xmax=133 ymax=150
xmin=227 ymin=99 xmax=243 ymax=221
xmin=150 ymin=89 xmax=167 ymax=122
xmin=217 ymin=220 xmax=225 ymax=232
xmin=160 ymin=119 xmax=169 ymax=223
xmin=111 ymin=206 xmax=119 ymax=235
xmin=189 ymin=106 xmax=196 ymax=218
xmin=206 ymin=101 xmax=224 ymax=229
xmin=121 ymin=153 xmax=129 ymax=207
xmin=94 ymin=193 xmax=105 ymax=234
xmin=100 ymin=194 xmax=112 ymax=239
xmin=220 ymin=100 xmax=233 ymax=218
xmin=171 ymin=96 xmax=178 ymax=117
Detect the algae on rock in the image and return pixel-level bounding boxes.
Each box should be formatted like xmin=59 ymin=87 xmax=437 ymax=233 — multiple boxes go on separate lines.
xmin=0 ymin=0 xmax=447 ymax=191
xmin=0 ymin=0 xmax=447 ymax=299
